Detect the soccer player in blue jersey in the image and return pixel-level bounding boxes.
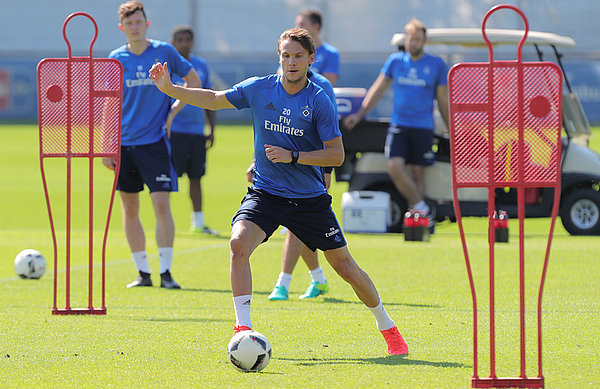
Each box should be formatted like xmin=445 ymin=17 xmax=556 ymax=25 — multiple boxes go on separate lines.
xmin=103 ymin=1 xmax=201 ymax=289
xmin=169 ymin=25 xmax=218 ymax=236
xmin=267 ymin=9 xmax=340 ymax=301
xmin=263 ymin=69 xmax=335 ymax=301
xmin=149 ymin=28 xmax=408 ymax=356
xmin=343 ymin=19 xmax=449 ymax=221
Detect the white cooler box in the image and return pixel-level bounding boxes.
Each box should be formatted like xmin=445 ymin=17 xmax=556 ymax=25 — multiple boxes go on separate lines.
xmin=341 ymin=191 xmax=391 ymax=233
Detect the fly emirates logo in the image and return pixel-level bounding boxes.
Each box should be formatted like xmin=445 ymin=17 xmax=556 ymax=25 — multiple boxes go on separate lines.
xmin=126 ymin=67 xmax=155 ymax=88
xmin=264 ymin=115 xmax=305 ymax=137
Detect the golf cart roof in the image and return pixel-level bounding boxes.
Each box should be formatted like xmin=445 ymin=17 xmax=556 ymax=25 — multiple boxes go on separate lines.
xmin=391 ymin=28 xmax=576 ymax=48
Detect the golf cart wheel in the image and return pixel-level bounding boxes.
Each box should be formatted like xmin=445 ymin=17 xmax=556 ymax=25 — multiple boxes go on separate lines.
xmin=559 ymin=188 xmax=600 ymax=235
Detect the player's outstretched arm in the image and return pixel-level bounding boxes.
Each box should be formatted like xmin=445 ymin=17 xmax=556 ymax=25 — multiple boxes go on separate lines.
xmin=149 ymin=62 xmax=234 ymax=111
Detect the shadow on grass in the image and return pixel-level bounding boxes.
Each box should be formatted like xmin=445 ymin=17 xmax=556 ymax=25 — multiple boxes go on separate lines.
xmin=276 ymin=355 xmax=470 ymax=368
xmin=124 ymin=317 xmax=228 ymax=323
xmin=175 ymin=287 xmax=232 ymax=293
xmin=322 ymin=297 xmax=441 ymax=309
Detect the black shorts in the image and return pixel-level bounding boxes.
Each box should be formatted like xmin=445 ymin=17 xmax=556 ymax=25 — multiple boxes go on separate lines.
xmin=384 ymin=125 xmax=435 ymax=166
xmin=231 ymin=188 xmax=346 ymax=251
xmin=117 ymin=138 xmax=178 ymax=193
xmin=169 ymin=132 xmax=207 ymax=178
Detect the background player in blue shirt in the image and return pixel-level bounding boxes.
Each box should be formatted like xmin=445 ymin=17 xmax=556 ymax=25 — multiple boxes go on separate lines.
xmin=149 ymin=28 xmax=408 ymax=356
xmin=294 ymin=9 xmax=340 ymax=86
xmin=343 ymin=19 xmax=449 ymax=221
xmin=169 ymin=25 xmax=218 ymax=236
xmin=103 ymin=1 xmax=200 ymax=289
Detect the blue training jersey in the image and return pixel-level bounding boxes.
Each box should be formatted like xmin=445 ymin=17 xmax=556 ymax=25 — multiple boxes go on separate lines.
xmin=312 ymin=42 xmax=340 ymax=77
xmin=225 ymin=74 xmax=341 ymax=198
xmin=381 ymin=52 xmax=447 ymax=130
xmin=170 ymin=55 xmax=212 ymax=135
xmin=109 ymin=40 xmax=193 ymax=145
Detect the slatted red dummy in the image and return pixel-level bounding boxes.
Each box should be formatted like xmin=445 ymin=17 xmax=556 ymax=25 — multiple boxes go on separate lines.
xmin=37 ymin=12 xmax=123 ymax=315
xmin=448 ymin=5 xmax=562 ymax=388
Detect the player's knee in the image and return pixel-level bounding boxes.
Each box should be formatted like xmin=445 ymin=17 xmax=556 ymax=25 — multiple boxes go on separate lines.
xmin=331 ymin=258 xmax=355 ymax=283
xmin=229 ymin=236 xmax=250 ymax=263
xmin=152 ymin=197 xmax=171 ymax=216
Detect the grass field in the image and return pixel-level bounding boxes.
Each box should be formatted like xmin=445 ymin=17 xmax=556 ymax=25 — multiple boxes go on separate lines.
xmin=1 ymin=124 xmax=599 ymax=388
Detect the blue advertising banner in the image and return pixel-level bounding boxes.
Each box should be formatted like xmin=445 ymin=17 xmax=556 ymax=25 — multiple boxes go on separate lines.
xmin=0 ymin=59 xmax=39 ymax=120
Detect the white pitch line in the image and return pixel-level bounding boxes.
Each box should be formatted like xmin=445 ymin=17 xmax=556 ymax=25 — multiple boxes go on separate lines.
xmin=0 ymin=243 xmax=228 ymax=283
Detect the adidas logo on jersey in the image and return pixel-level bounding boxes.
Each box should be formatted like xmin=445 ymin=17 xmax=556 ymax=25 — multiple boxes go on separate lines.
xmin=264 ymin=102 xmax=276 ymax=111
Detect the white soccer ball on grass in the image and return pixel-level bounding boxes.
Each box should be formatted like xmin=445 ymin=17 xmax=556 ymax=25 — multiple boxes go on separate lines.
xmin=227 ymin=330 xmax=272 ymax=372
xmin=14 ymin=249 xmax=46 ymax=279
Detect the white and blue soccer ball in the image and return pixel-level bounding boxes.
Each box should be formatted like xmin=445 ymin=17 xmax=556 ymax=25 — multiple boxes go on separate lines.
xmin=227 ymin=330 xmax=272 ymax=372
xmin=14 ymin=249 xmax=46 ymax=279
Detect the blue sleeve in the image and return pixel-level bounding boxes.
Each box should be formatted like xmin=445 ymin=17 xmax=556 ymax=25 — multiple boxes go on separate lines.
xmin=314 ymin=90 xmax=341 ymax=142
xmin=167 ymin=44 xmax=193 ymax=79
xmin=436 ymin=57 xmax=448 ymax=86
xmin=321 ymin=50 xmax=340 ymax=75
xmin=381 ymin=54 xmax=396 ymax=79
xmin=225 ymin=77 xmax=258 ymax=109
xmin=202 ymin=62 xmax=212 ymax=89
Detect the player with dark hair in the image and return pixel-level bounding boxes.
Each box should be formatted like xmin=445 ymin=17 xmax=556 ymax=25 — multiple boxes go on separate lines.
xmin=169 ymin=24 xmax=218 ymax=235
xmin=104 ymin=1 xmax=201 ymax=289
xmin=149 ymin=27 xmax=408 ymax=356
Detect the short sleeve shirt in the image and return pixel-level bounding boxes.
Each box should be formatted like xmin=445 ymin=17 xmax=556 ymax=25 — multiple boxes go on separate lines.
xmin=109 ymin=40 xmax=192 ymax=145
xmin=381 ymin=52 xmax=447 ymax=130
xmin=225 ymin=75 xmax=340 ymax=198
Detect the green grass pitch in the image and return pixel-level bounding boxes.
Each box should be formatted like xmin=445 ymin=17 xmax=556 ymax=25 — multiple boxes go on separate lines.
xmin=1 ymin=123 xmax=599 ymax=388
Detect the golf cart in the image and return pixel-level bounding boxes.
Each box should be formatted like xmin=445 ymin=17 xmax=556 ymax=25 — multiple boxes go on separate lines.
xmin=335 ymin=28 xmax=600 ymax=235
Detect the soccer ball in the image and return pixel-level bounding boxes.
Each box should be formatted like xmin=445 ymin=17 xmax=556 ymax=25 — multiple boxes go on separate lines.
xmin=227 ymin=330 xmax=272 ymax=372
xmin=14 ymin=249 xmax=46 ymax=279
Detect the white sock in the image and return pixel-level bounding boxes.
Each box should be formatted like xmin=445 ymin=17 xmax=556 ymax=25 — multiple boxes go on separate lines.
xmin=367 ymin=299 xmax=396 ymax=331
xmin=158 ymin=247 xmax=173 ymax=274
xmin=192 ymin=211 xmax=204 ymax=228
xmin=413 ymin=201 xmax=429 ymax=213
xmin=132 ymin=251 xmax=150 ymax=273
xmin=309 ymin=266 xmax=326 ymax=284
xmin=275 ymin=272 xmax=292 ymax=290
xmin=233 ymin=295 xmax=252 ymax=328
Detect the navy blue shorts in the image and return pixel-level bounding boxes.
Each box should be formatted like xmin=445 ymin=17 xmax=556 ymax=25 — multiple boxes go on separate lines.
xmin=231 ymin=188 xmax=346 ymax=251
xmin=170 ymin=132 xmax=207 ymax=178
xmin=117 ymin=138 xmax=178 ymax=193
xmin=384 ymin=125 xmax=435 ymax=166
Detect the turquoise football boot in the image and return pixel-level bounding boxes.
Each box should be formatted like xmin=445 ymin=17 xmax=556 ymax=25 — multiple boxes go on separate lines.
xmin=299 ymin=280 xmax=329 ymax=299
xmin=267 ymin=285 xmax=288 ymax=301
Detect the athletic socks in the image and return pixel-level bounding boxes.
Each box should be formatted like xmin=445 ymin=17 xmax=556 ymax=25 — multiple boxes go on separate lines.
xmin=158 ymin=247 xmax=174 ymax=274
xmin=132 ymin=251 xmax=150 ymax=274
xmin=309 ymin=266 xmax=327 ymax=284
xmin=192 ymin=211 xmax=205 ymax=229
xmin=367 ymin=299 xmax=396 ymax=331
xmin=275 ymin=272 xmax=292 ymax=290
xmin=233 ymin=294 xmax=252 ymax=328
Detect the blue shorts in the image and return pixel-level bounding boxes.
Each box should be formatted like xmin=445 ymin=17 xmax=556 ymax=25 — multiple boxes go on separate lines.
xmin=232 ymin=188 xmax=346 ymax=251
xmin=170 ymin=132 xmax=207 ymax=178
xmin=384 ymin=125 xmax=435 ymax=166
xmin=117 ymin=138 xmax=178 ymax=193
